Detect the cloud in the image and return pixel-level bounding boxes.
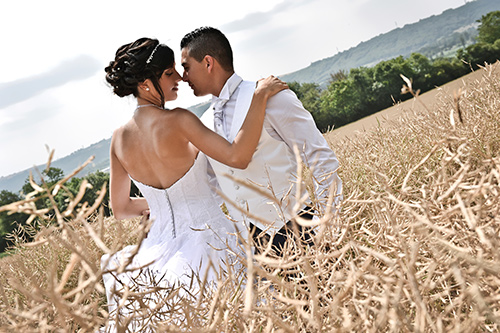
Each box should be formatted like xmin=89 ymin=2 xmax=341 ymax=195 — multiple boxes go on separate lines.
xmin=0 ymin=102 xmax=61 ymax=138
xmin=234 ymin=25 xmax=292 ymax=53
xmin=220 ymin=0 xmax=317 ymax=33
xmin=0 ymin=55 xmax=100 ymax=109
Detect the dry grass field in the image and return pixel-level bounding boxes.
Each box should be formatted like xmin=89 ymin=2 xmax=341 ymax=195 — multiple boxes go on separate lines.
xmin=0 ymin=62 xmax=499 ymax=332
xmin=328 ymin=62 xmax=500 ymax=141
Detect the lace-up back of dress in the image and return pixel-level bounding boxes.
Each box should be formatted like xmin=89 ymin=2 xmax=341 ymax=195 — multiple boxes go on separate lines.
xmin=130 ymin=154 xmax=232 ymax=246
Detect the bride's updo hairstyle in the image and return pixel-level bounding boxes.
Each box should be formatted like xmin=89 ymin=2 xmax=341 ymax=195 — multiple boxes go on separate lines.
xmin=105 ymin=38 xmax=174 ymax=105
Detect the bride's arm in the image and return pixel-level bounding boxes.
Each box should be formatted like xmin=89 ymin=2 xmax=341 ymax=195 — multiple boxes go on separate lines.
xmin=178 ymin=76 xmax=288 ymax=168
xmin=109 ymin=135 xmax=149 ymax=220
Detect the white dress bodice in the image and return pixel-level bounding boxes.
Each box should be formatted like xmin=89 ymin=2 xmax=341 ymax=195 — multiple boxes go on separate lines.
xmin=134 ymin=153 xmax=233 ymax=248
xmin=101 ymin=154 xmax=240 ymax=323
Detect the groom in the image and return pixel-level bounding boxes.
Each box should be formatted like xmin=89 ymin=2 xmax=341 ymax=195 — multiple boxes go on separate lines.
xmin=180 ymin=27 xmax=342 ymax=255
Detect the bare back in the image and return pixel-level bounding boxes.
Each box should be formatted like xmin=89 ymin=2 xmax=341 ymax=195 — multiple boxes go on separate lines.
xmin=112 ymin=106 xmax=198 ymax=189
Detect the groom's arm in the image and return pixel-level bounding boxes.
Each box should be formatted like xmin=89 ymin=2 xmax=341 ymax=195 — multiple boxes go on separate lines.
xmin=264 ymin=89 xmax=342 ymax=202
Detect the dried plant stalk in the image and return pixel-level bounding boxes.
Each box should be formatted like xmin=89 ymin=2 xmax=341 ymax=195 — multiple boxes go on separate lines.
xmin=0 ymin=63 xmax=499 ymax=332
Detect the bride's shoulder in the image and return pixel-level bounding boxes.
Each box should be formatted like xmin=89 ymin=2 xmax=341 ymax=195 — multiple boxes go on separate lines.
xmin=150 ymin=107 xmax=190 ymax=133
xmin=111 ymin=124 xmax=126 ymax=139
xmin=112 ymin=117 xmax=143 ymax=143
xmin=111 ymin=123 xmax=134 ymax=150
xmin=166 ymin=107 xmax=198 ymax=122
xmin=150 ymin=108 xmax=200 ymax=137
xmin=113 ymin=119 xmax=135 ymax=137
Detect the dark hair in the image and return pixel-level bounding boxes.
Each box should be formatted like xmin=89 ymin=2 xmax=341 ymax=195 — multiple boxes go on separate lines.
xmin=180 ymin=27 xmax=234 ymax=72
xmin=105 ymin=38 xmax=174 ymax=105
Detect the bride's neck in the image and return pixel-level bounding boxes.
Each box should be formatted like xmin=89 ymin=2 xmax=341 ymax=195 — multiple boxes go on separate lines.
xmin=136 ymin=97 xmax=163 ymax=108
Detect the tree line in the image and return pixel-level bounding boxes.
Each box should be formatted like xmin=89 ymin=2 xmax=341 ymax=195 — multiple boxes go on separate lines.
xmin=0 ymin=11 xmax=499 ymax=254
xmin=0 ymin=167 xmax=143 ymax=254
xmin=0 ymin=168 xmax=109 ymax=253
xmin=289 ymin=11 xmax=500 ymax=132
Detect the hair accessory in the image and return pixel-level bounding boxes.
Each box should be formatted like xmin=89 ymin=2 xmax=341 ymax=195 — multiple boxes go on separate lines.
xmin=146 ymin=44 xmax=161 ymax=64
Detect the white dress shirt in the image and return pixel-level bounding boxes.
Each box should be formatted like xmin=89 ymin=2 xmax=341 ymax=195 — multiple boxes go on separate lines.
xmin=210 ymin=74 xmax=242 ymax=137
xmin=212 ymin=73 xmax=342 ymax=200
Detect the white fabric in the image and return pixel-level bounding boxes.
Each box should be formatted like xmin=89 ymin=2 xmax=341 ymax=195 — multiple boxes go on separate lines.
xmin=206 ymin=80 xmax=296 ymax=234
xmin=209 ymin=124 xmax=297 ymax=234
xmin=210 ymin=74 xmax=242 ymax=137
xmin=212 ymin=99 xmax=226 ymax=136
xmin=221 ymin=74 xmax=341 ymax=199
xmin=201 ymin=73 xmax=343 ymax=234
xmin=101 ymin=154 xmax=240 ymax=319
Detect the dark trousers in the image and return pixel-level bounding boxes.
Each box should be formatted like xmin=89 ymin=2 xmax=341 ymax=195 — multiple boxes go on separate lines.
xmin=249 ymin=211 xmax=315 ymax=257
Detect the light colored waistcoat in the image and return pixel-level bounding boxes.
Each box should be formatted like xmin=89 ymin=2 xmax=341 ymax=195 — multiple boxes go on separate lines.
xmin=204 ymin=81 xmax=303 ymax=233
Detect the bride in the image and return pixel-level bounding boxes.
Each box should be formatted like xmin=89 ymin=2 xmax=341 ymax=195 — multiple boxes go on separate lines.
xmin=100 ymin=37 xmax=287 ymax=321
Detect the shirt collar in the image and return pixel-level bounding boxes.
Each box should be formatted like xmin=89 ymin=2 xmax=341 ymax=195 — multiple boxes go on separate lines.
xmin=212 ymin=73 xmax=243 ymax=104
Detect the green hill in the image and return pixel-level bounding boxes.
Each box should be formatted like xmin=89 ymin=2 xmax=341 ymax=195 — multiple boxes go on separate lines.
xmin=0 ymin=139 xmax=111 ymax=193
xmin=280 ymin=0 xmax=500 ymax=85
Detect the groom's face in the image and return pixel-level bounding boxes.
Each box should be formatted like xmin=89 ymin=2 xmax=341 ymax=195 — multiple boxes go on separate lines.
xmin=181 ymin=48 xmax=211 ymax=97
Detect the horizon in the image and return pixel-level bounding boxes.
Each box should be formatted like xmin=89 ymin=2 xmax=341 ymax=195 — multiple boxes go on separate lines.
xmin=0 ymin=0 xmax=469 ymax=178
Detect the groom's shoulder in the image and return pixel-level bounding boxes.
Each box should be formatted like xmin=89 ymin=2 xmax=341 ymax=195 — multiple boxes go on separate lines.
xmin=241 ymin=79 xmax=256 ymax=85
xmin=267 ymin=88 xmax=300 ymax=107
xmin=238 ymin=78 xmax=300 ymax=108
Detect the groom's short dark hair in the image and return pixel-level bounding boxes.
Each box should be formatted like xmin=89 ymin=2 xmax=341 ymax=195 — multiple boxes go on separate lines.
xmin=181 ymin=27 xmax=234 ymax=72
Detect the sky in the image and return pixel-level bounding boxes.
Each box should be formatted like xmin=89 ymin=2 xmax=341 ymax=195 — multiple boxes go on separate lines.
xmin=0 ymin=0 xmax=468 ymax=177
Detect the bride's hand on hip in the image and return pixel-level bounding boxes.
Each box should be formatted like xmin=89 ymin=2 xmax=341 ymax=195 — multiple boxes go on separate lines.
xmin=255 ymin=75 xmax=288 ymax=99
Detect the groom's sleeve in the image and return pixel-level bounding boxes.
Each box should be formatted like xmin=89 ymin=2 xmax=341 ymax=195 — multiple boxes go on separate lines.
xmin=265 ymin=89 xmax=342 ymax=203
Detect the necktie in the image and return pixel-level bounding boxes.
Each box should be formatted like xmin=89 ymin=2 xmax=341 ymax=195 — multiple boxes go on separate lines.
xmin=212 ymin=99 xmax=227 ymax=137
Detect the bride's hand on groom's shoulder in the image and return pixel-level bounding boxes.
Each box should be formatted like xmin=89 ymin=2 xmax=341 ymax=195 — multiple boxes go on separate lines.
xmin=255 ymin=75 xmax=288 ymax=98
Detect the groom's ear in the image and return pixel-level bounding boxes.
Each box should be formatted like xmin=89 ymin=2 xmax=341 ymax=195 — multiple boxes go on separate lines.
xmin=204 ymin=55 xmax=215 ymax=73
